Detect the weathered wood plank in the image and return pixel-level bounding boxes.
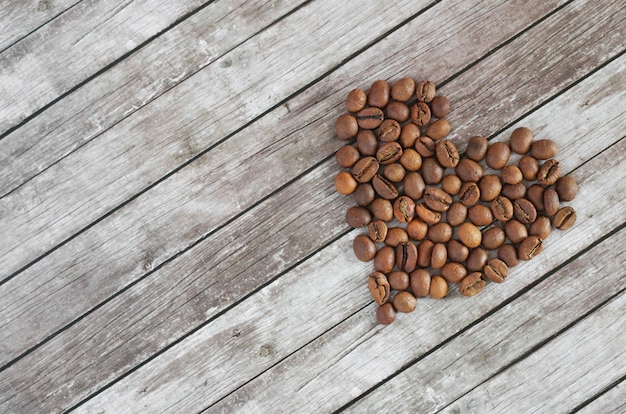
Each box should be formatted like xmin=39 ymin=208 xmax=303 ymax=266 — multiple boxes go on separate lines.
xmin=0 ymin=0 xmax=307 ymax=197
xmin=577 ymin=380 xmax=626 ymax=414
xmin=0 ymin=0 xmax=207 ymax=134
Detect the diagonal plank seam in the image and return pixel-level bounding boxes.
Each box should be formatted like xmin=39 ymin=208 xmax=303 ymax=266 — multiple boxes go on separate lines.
xmin=570 ymin=374 xmax=626 ymax=413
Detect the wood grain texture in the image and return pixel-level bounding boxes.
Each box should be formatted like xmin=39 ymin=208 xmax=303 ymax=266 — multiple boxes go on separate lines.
xmin=577 ymin=380 xmax=626 ymax=414
xmin=0 ymin=0 xmax=306 ymax=197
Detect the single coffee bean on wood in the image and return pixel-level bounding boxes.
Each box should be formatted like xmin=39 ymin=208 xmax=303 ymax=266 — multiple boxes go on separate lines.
xmin=368 ymin=220 xmax=388 ymax=242
xmin=356 ymin=130 xmax=378 ymax=155
xmin=482 ymin=226 xmax=505 ymax=250
xmin=403 ymin=171 xmax=425 ymax=200
xmin=430 ymin=95 xmax=450 ymax=118
xmin=466 ymin=247 xmax=488 ymax=272
xmin=368 ymin=272 xmax=391 ymax=305
xmin=429 ymin=275 xmax=448 ymax=299
xmin=370 ymin=198 xmax=394 ymax=222
xmin=372 ymin=174 xmax=399 ymax=199
xmin=501 ymin=165 xmax=523 ymax=184
xmin=422 ymin=157 xmax=444 ymax=184
xmin=556 ymin=175 xmax=578 ymax=201
xmin=367 ymin=79 xmax=390 ymax=108
xmin=441 ymin=174 xmax=462 ymax=195
xmin=554 ymin=206 xmax=577 ymax=230
xmin=417 ymin=239 xmax=435 ymax=268
xmin=466 ymin=136 xmax=489 ymax=162
xmin=518 ymin=236 xmax=543 ymax=261
xmin=519 ymin=155 xmax=539 ymax=181
xmin=399 ymin=123 xmax=421 ymax=148
xmin=393 ymin=196 xmax=416 ymax=222
xmin=447 ymin=239 xmax=469 ymax=263
xmin=513 ymin=198 xmax=537 ymax=224
xmin=385 ymin=227 xmax=409 ymax=247
xmin=346 ymin=206 xmax=372 ymax=228
xmin=393 ymin=291 xmax=417 ymax=313
xmin=376 ymin=303 xmax=396 ymax=325
xmin=377 ymin=119 xmax=402 ymax=142
xmin=346 ymin=88 xmax=367 ymax=113
xmin=531 ymin=139 xmax=558 ymax=160
xmin=385 ymin=101 xmax=410 ymax=122
xmin=376 ymin=142 xmax=403 ymax=165
xmin=498 ymin=243 xmax=519 ymax=267
xmin=410 ymin=101 xmax=432 ymax=126
xmin=426 ymin=119 xmax=451 ymax=140
xmin=486 ymin=142 xmax=511 ymax=170
xmin=436 ymin=139 xmax=460 ymax=168
xmin=424 ymin=187 xmax=453 ymax=212
xmin=456 ymin=158 xmax=484 ymax=182
xmin=529 ymin=215 xmax=552 ymax=240
xmin=334 ymin=171 xmax=358 ymax=195
xmin=383 ymin=163 xmax=406 ymax=182
xmin=415 ymin=80 xmax=436 ymax=102
xmin=410 ymin=269 xmax=431 ymax=297
xmin=352 ymin=156 xmax=379 ymax=183
xmin=396 ymin=242 xmax=418 ymax=273
xmin=391 ymin=77 xmax=415 ymax=102
xmin=504 ymin=219 xmax=528 ymax=244
xmin=416 ymin=203 xmax=442 ymax=224
xmin=335 ymin=114 xmax=358 ymax=139
xmin=335 ymin=145 xmax=360 ymax=168
xmin=415 ymin=136 xmax=436 ymax=157
xmin=374 ymin=246 xmax=395 ymax=273
xmin=441 ymin=262 xmax=467 ymax=283
xmin=543 ymin=189 xmax=560 ymax=216
xmin=399 ymin=148 xmax=422 ymax=171
xmin=459 ymin=272 xmax=486 ymax=297
xmin=356 ymin=107 xmax=385 ymax=129
xmin=484 ymin=258 xmax=508 ymax=283
xmin=459 ymin=182 xmax=481 ymax=207
xmin=501 ymin=182 xmax=527 ymax=200
xmin=509 ymin=127 xmax=533 ymax=154
xmin=478 ymin=174 xmax=502 ymax=202
xmin=353 ymin=235 xmax=377 ymax=261
xmin=428 ymin=222 xmax=453 ymax=243
xmin=431 ymin=242 xmax=448 ymax=269
xmin=407 ymin=218 xmax=428 ymax=240
xmin=491 ymin=195 xmax=514 ymax=222
xmin=526 ymin=184 xmax=545 ymax=211
xmin=468 ymin=204 xmax=493 ymax=227
xmin=446 ymin=202 xmax=467 ymax=226
xmin=537 ymin=159 xmax=561 ymax=186
xmin=458 ymin=222 xmax=482 ymax=248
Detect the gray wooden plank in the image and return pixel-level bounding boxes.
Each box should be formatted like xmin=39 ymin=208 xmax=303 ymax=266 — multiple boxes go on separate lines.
xmin=577 ymin=380 xmax=626 ymax=414
xmin=0 ymin=0 xmax=307 ymax=197
xmin=0 ymin=0 xmax=80 ymax=52
xmin=0 ymin=0 xmax=206 ymax=134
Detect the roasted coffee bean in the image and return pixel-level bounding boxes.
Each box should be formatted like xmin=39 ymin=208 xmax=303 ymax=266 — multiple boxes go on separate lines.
xmin=466 ymin=247 xmax=488 ymax=272
xmin=468 ymin=204 xmax=493 ymax=226
xmin=459 ymin=182 xmax=480 ymax=206
xmin=396 ymin=242 xmax=418 ymax=273
xmin=399 ymin=123 xmax=420 ymax=148
xmin=429 ymin=275 xmax=448 ymax=299
xmin=459 ymin=272 xmax=486 ymax=297
xmin=388 ymin=270 xmax=410 ymax=291
xmin=368 ymin=220 xmax=388 ymax=242
xmin=356 ymin=107 xmax=385 ymax=129
xmin=441 ymin=262 xmax=467 ymax=283
xmin=441 ymin=174 xmax=462 ymax=196
xmin=368 ymin=272 xmax=391 ymax=305
xmin=356 ymin=130 xmax=378 ymax=156
xmin=346 ymin=206 xmax=372 ymax=228
xmin=383 ymin=163 xmax=406 ymax=182
xmin=554 ymin=206 xmax=576 ymax=230
xmin=416 ymin=203 xmax=442 ymax=224
xmin=393 ymin=196 xmax=416 ymax=222
xmin=410 ymin=102 xmax=431 ymax=126
xmin=498 ymin=243 xmax=519 ymax=267
xmin=436 ymin=139 xmax=460 ymax=168
xmin=456 ymin=158 xmax=484 ymax=182
xmin=466 ymin=136 xmax=489 ymax=162
xmin=415 ymin=80 xmax=436 ymax=102
xmin=422 ymin=157 xmax=444 ymax=184
xmin=393 ymin=291 xmax=417 ymax=313
xmin=482 ymin=226 xmax=505 ymax=250
xmin=334 ymin=171 xmax=358 ymax=195
xmin=385 ymin=227 xmax=409 ymax=247
xmin=376 ymin=302 xmax=396 ymax=325
xmin=431 ymin=243 xmax=448 ymax=268
xmin=491 ymin=196 xmax=514 ymax=222
xmin=428 ymin=222 xmax=453 ymax=243
xmin=501 ymin=165 xmax=523 ymax=184
xmin=391 ymin=77 xmax=415 ymax=102
xmin=486 ymin=142 xmax=510 ymax=170
xmin=346 ymin=88 xmax=367 ymax=113
xmin=531 ymin=139 xmax=558 ymax=160
xmin=335 ymin=145 xmax=360 ymax=168
xmin=417 ymin=239 xmax=435 ymax=268
xmin=353 ymin=235 xmax=377 ymax=261
xmin=519 ymin=155 xmax=539 ymax=181
xmin=372 ymin=174 xmax=399 ymax=199
xmin=543 ymin=189 xmax=560 ymax=216
xmin=415 ymin=136 xmax=436 ymax=157
xmin=385 ymin=101 xmax=410 ymax=122
xmin=484 ymin=258 xmax=508 ymax=283
xmin=430 ymin=95 xmax=450 ymax=118
xmin=335 ymin=114 xmax=358 ymax=140
xmin=504 ymin=219 xmax=528 ymax=244
xmin=529 ymin=215 xmax=552 ymax=240
xmin=513 ymin=198 xmax=537 ymax=224
xmin=410 ymin=269 xmax=431 ymax=297
xmin=399 ymin=149 xmax=422 ymax=172
xmin=424 ymin=187 xmax=452 ymax=212
xmin=518 ymin=236 xmax=543 ymax=260
xmin=501 ymin=182 xmax=527 ymax=200
xmin=377 ymin=119 xmax=402 ymax=142
xmin=426 ymin=119 xmax=451 ymax=140
xmin=407 ymin=218 xmax=428 ymax=240
xmin=374 ymin=246 xmax=396 ymax=273
xmin=478 ymin=174 xmax=502 ymax=202
xmin=403 ymin=171 xmax=426 ymax=200
xmin=509 ymin=127 xmax=533 ymax=154
xmin=352 ymin=156 xmax=379 ymax=183
xmin=368 ymin=79 xmax=391 ymax=108
xmin=458 ymin=222 xmax=482 ymax=248
xmin=448 ymin=239 xmax=470 ymax=263
xmin=526 ymin=184 xmax=545 ymax=211
xmin=446 ymin=202 xmax=468 ymax=227
xmin=556 ymin=176 xmax=578 ymax=201
xmin=371 ymin=198 xmax=393 ymax=222
xmin=376 ymin=142 xmax=403 ymax=165
xmin=537 ymin=159 xmax=561 ymax=186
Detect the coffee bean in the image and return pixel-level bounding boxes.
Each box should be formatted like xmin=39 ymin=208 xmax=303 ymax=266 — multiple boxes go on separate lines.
xmin=356 ymin=130 xmax=378 ymax=156
xmin=529 ymin=215 xmax=552 ymax=240
xmin=424 ymin=187 xmax=453 ymax=212
xmin=431 ymin=243 xmax=448 ymax=268
xmin=448 ymin=240 xmax=469 ymax=262
xmin=391 ymin=77 xmax=415 ymax=102
xmin=368 ymin=271 xmax=391 ymax=305
xmin=334 ymin=171 xmax=358 ymax=195
xmin=504 ymin=218 xmax=528 ymax=244
xmin=509 ymin=127 xmax=533 ymax=154
xmin=399 ymin=123 xmax=420 ymax=148
xmin=356 ymin=107 xmax=385 ymax=129
xmin=459 ymin=272 xmax=486 ymax=296
xmin=491 ymin=195 xmax=514 ymax=222
xmin=446 ymin=202 xmax=468 ymax=227
xmin=396 ymin=242 xmax=418 ymax=273
xmin=428 ymin=222 xmax=453 ymax=243
xmin=468 ymin=204 xmax=493 ymax=226
xmin=441 ymin=174 xmax=462 ymax=195
xmin=376 ymin=302 xmax=396 ymax=325
xmin=466 ymin=247 xmax=488 ymax=272
xmin=531 ymin=139 xmax=558 ymax=160
xmin=436 ymin=139 xmax=460 ymax=168
xmin=518 ymin=236 xmax=543 ymax=260
xmin=372 ymin=174 xmax=399 ymax=199
xmin=458 ymin=222 xmax=482 ymax=248
xmin=370 ymin=198 xmax=394 ymax=222
xmin=486 ymin=142 xmax=510 ymax=170
xmin=410 ymin=269 xmax=431 ymax=297
xmin=441 ymin=262 xmax=467 ymax=283
xmin=482 ymin=226 xmax=505 ymax=250
xmin=346 ymin=206 xmax=372 ymax=228
xmin=374 ymin=246 xmax=395 ymax=273
xmin=429 ymin=275 xmax=448 ymax=299
xmin=352 ymin=156 xmax=379 ymax=183
xmin=430 ymin=95 xmax=450 ymax=118
xmin=422 ymin=157 xmax=444 ymax=184
xmin=385 ymin=101 xmax=410 ymax=123
xmin=484 ymin=258 xmax=508 ymax=283
xmin=393 ymin=196 xmax=416 ymax=222
xmin=368 ymin=220 xmax=388 ymax=242
xmin=410 ymin=102 xmax=432 ymax=126
xmin=407 ymin=218 xmax=428 ymax=240
xmin=403 ymin=171 xmax=426 ymax=200
xmin=383 ymin=163 xmax=406 ymax=182
xmin=353 ymin=235 xmax=377 ymax=261
xmin=417 ymin=239 xmax=435 ymax=268
xmin=426 ymin=119 xmax=451 ymax=140
xmin=388 ymin=270 xmax=410 ymax=291
xmin=501 ymin=182 xmax=527 ymax=200
xmin=554 ymin=206 xmax=576 ymax=230
xmin=415 ymin=80 xmax=436 ymax=102
xmin=456 ymin=158 xmax=484 ymax=182
xmin=335 ymin=145 xmax=360 ymax=168
xmin=519 ymin=155 xmax=539 ymax=181
xmin=354 ymin=183 xmax=375 ymax=206
xmin=555 ymin=176 xmax=578 ymax=201
xmin=416 ymin=203 xmax=442 ymax=224
xmin=393 ymin=291 xmax=417 ymax=313
xmin=513 ymin=198 xmax=537 ymax=224
xmin=385 ymin=227 xmax=409 ymax=247
xmin=466 ymin=136 xmax=489 ymax=162
xmin=526 ymin=184 xmax=545 ymax=211
xmin=346 ymin=88 xmax=367 ymax=113
xmin=415 ymin=136 xmax=436 ymax=157
xmin=501 ymin=165 xmax=523 ymax=185
xmin=377 ymin=119 xmax=402 ymax=142
xmin=543 ymin=189 xmax=560 ymax=216
xmin=537 ymin=159 xmax=561 ymax=186
xmin=335 ymin=114 xmax=358 ymax=140
xmin=376 ymin=142 xmax=403 ymax=165
xmin=368 ymin=79 xmax=391 ymax=108
xmin=459 ymin=182 xmax=480 ymax=206
xmin=399 ymin=149 xmax=422 ymax=172
xmin=478 ymin=174 xmax=502 ymax=202
xmin=498 ymin=243 xmax=519 ymax=267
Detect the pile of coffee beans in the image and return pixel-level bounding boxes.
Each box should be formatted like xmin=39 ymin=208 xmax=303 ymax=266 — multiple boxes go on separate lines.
xmin=333 ymin=78 xmax=578 ymax=325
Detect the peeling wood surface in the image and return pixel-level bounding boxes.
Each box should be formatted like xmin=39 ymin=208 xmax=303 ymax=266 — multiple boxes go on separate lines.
xmin=0 ymin=0 xmax=625 ymax=412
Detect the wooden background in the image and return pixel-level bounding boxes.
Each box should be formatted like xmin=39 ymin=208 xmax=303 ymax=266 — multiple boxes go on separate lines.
xmin=0 ymin=0 xmax=625 ymax=412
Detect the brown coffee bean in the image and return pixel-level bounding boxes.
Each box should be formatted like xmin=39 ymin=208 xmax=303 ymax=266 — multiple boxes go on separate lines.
xmin=446 ymin=202 xmax=467 ymax=227
xmin=484 ymin=258 xmax=508 ymax=283
xmin=415 ymin=136 xmax=435 ymax=157
xmin=526 ymin=184 xmax=545 ymax=211
xmin=459 ymin=182 xmax=480 ymax=206
xmin=555 ymin=175 xmax=578 ymax=201
xmin=374 ymin=246 xmax=395 ymax=273
xmin=426 ymin=119 xmax=451 ymax=140
xmin=501 ymin=165 xmax=523 ymax=185
xmin=346 ymin=206 xmax=372 ymax=228
xmin=410 ymin=269 xmax=431 ymax=297
xmin=371 ymin=198 xmax=394 ymax=222
xmin=531 ymin=139 xmax=558 ymax=160
xmin=407 ymin=218 xmax=428 ymax=241
xmin=424 ymin=187 xmax=452 ymax=212
xmin=458 ymin=222 xmax=482 ymax=248
xmin=377 ymin=119 xmax=401 ymax=143
xmin=415 ymin=80 xmax=436 ymax=102
xmin=335 ymin=145 xmax=360 ymax=168
xmin=396 ymin=242 xmax=418 ymax=273
xmin=356 ymin=107 xmax=385 ymax=130
xmin=373 ymin=174 xmax=399 ymax=199
xmin=428 ymin=222 xmax=453 ymax=243
xmin=509 ymin=127 xmax=533 ymax=154
xmin=368 ymin=220 xmax=388 ymax=242
xmin=513 ymin=198 xmax=537 ymax=224
xmin=376 ymin=142 xmax=403 ymax=165
xmin=346 ymin=88 xmax=367 ymax=113
xmin=393 ymin=196 xmax=416 ymax=222
xmin=486 ymin=142 xmax=511 ymax=170
xmin=393 ymin=291 xmax=417 ymax=313
xmin=368 ymin=80 xmax=390 ymax=108
xmin=422 ymin=157 xmax=444 ymax=184
xmin=482 ymin=226 xmax=505 ymax=250
xmin=403 ymin=171 xmax=425 ymax=200
xmin=352 ymin=156 xmax=380 ymax=183
xmin=388 ymin=271 xmax=410 ymax=291
xmin=498 ymin=243 xmax=519 ymax=267
xmin=519 ymin=155 xmax=539 ymax=181
xmin=334 ymin=171 xmax=358 ymax=195
xmin=441 ymin=262 xmax=467 ymax=283
xmin=441 ymin=174 xmax=462 ymax=196
xmin=543 ymin=189 xmax=560 ymax=217
xmin=385 ymin=101 xmax=410 ymax=123
xmin=436 ymin=139 xmax=460 ymax=168
xmin=429 ymin=275 xmax=448 ymax=299
xmin=356 ymin=130 xmax=378 ymax=156
xmin=391 ymin=77 xmax=415 ymax=102
xmin=416 ymin=203 xmax=442 ymax=224
xmin=478 ymin=174 xmax=502 ymax=202
xmin=518 ymin=236 xmax=543 ymax=260
xmin=430 ymin=95 xmax=450 ymax=118
xmin=431 ymin=243 xmax=448 ymax=268
xmin=385 ymin=227 xmax=409 ymax=247
xmin=399 ymin=123 xmax=420 ymax=148
xmin=410 ymin=102 xmax=431 ymax=126
xmin=466 ymin=248 xmax=488 ymax=272
xmin=554 ymin=206 xmax=576 ymax=230
xmin=529 ymin=215 xmax=552 ymax=240
xmin=537 ymin=159 xmax=561 ymax=186
xmin=468 ymin=204 xmax=493 ymax=226
xmin=456 ymin=158 xmax=484 ymax=182
xmin=353 ymin=235 xmax=377 ymax=261
xmin=368 ymin=271 xmax=391 ymax=305
xmin=491 ymin=196 xmax=514 ymax=222
xmin=501 ymin=183 xmax=527 ymax=200
xmin=383 ymin=163 xmax=406 ymax=183
xmin=335 ymin=114 xmax=358 ymax=140
xmin=459 ymin=272 xmax=486 ymax=297
xmin=466 ymin=136 xmax=489 ymax=162
xmin=417 ymin=240 xmax=435 ymax=268
xmin=399 ymin=149 xmax=422 ymax=172
xmin=376 ymin=302 xmax=396 ymax=325
xmin=504 ymin=219 xmax=528 ymax=244
xmin=448 ymin=240 xmax=469 ymax=263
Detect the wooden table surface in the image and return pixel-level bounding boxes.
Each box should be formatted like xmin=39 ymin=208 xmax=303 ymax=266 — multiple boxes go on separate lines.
xmin=1 ymin=0 xmax=625 ymax=412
